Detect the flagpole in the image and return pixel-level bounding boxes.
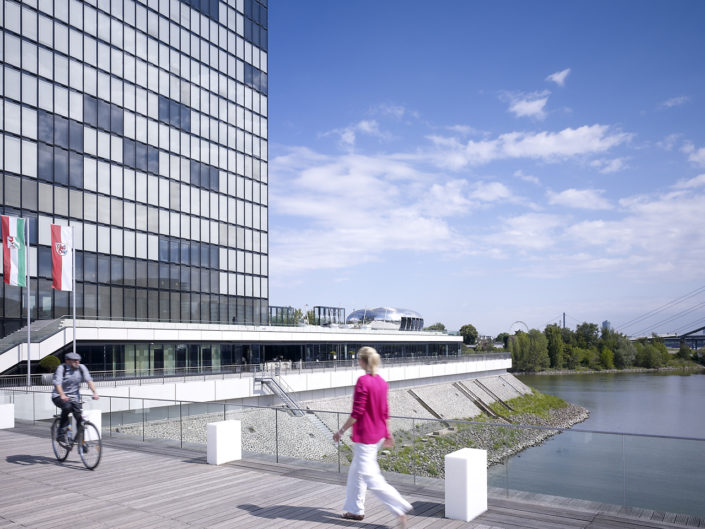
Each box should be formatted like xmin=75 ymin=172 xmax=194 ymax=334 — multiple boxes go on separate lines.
xmin=72 ymin=226 xmax=76 ymax=359
xmin=26 ymin=218 xmax=31 ymax=389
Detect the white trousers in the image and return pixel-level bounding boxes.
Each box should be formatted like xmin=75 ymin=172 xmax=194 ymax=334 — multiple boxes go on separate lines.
xmin=343 ymin=441 xmax=412 ymax=517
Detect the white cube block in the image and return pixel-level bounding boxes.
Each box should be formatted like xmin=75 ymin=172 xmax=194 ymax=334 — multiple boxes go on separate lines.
xmin=0 ymin=404 xmax=14 ymax=429
xmin=207 ymin=420 xmax=241 ymax=465
xmin=445 ymin=448 xmax=487 ymax=522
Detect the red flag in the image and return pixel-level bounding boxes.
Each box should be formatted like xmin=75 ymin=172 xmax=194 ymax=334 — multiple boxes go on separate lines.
xmin=51 ymin=225 xmax=73 ymax=291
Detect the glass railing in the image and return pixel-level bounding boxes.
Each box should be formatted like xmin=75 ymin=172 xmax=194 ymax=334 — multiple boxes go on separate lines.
xmin=3 ymin=388 xmax=703 ymax=518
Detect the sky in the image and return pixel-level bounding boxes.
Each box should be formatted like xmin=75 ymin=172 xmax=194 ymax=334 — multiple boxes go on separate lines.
xmin=266 ymin=0 xmax=705 ymax=337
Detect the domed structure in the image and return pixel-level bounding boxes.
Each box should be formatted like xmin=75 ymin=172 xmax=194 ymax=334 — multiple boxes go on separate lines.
xmin=346 ymin=307 xmax=424 ymax=331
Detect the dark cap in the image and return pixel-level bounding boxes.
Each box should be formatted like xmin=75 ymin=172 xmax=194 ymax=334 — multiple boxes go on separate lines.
xmin=65 ymin=352 xmax=81 ymax=361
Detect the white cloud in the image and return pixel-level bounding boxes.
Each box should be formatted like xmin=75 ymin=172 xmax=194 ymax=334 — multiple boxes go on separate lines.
xmin=547 ymin=188 xmax=612 ymax=210
xmin=323 ymin=119 xmax=388 ymax=149
xmin=487 ymin=213 xmax=565 ymax=250
xmin=469 ymin=181 xmax=513 ymax=202
xmin=674 ymin=174 xmax=705 ymax=189
xmin=514 ymin=169 xmax=540 ymax=185
xmin=426 ymin=124 xmax=631 ymax=169
xmin=504 ymin=91 xmax=550 ymax=119
xmin=545 ymin=68 xmax=571 ymax=87
xmin=682 ymin=143 xmax=705 ymax=167
xmin=661 ymin=96 xmax=690 ymax=108
xmin=590 ymin=157 xmax=628 ymax=173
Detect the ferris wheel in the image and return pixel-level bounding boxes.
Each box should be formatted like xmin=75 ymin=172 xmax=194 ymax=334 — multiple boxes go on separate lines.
xmin=509 ymin=320 xmax=530 ymax=334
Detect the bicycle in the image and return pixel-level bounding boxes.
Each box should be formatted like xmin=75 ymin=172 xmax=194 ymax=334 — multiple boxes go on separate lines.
xmin=50 ymin=401 xmax=102 ymax=470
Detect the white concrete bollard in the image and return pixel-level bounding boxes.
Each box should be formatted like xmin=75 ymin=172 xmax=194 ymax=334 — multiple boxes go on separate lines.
xmin=207 ymin=420 xmax=242 ymax=465
xmin=445 ymin=447 xmax=487 ymax=522
xmin=0 ymin=404 xmax=15 ymax=429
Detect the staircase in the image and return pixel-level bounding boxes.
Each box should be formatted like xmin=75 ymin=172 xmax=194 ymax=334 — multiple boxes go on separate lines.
xmin=474 ymin=378 xmax=514 ymax=411
xmin=255 ymin=374 xmax=306 ymax=417
xmin=0 ymin=318 xmax=68 ymax=356
xmin=453 ymin=381 xmax=507 ymax=420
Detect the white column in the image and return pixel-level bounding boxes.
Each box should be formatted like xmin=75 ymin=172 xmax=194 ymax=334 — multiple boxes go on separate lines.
xmin=445 ymin=447 xmax=487 ymax=522
xmin=207 ymin=420 xmax=242 ymax=465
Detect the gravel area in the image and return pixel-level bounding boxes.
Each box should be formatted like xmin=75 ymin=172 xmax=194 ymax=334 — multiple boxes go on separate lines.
xmin=109 ymin=373 xmax=584 ymax=470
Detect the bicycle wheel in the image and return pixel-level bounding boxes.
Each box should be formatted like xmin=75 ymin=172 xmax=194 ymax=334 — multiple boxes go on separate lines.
xmin=51 ymin=418 xmax=71 ymax=462
xmin=77 ymin=421 xmax=102 ymax=470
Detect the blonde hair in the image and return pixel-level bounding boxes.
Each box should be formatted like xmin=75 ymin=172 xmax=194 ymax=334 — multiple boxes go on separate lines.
xmin=357 ymin=346 xmax=381 ymax=375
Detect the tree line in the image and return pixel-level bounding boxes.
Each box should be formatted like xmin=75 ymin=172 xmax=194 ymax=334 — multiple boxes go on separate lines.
xmin=451 ymin=320 xmax=704 ymax=372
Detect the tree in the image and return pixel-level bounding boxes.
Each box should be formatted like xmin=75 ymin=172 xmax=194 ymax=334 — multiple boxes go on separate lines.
xmin=575 ymin=322 xmax=600 ymax=349
xmin=600 ymin=348 xmax=615 ymax=369
xmin=613 ymin=335 xmax=636 ymax=368
xmin=677 ymin=342 xmax=692 ymax=360
xmin=510 ymin=329 xmax=549 ymax=371
xmin=459 ymin=324 xmax=478 ymax=345
xmin=544 ymin=324 xmax=564 ymax=368
xmin=424 ymin=322 xmax=446 ymax=332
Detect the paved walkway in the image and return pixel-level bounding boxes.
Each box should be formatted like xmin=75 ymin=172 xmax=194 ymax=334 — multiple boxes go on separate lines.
xmin=0 ymin=424 xmax=702 ymax=528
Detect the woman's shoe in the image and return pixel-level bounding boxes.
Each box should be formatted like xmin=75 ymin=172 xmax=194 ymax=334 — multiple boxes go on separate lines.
xmin=341 ymin=512 xmax=364 ymax=520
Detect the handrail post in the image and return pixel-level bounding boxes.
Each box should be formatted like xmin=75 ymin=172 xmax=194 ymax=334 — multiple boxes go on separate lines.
xmin=275 ymin=408 xmax=279 ymax=463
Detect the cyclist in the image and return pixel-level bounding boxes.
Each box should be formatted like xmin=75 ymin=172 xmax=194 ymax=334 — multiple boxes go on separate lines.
xmin=51 ymin=352 xmax=99 ymax=442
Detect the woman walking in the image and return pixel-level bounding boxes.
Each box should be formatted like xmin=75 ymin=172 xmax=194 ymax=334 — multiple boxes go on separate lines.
xmin=333 ymin=347 xmax=412 ymax=527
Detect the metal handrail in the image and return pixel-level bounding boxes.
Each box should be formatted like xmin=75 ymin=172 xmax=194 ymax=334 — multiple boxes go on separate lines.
xmin=3 ymin=387 xmax=704 ymax=442
xmin=0 ymin=353 xmax=511 ymax=388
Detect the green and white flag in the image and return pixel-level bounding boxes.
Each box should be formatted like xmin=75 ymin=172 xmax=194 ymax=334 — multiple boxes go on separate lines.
xmin=1 ymin=215 xmax=27 ymax=287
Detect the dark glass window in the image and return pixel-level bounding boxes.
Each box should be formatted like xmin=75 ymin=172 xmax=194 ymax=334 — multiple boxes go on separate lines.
xmin=111 ymin=256 xmax=123 ymax=284
xmin=180 ymin=241 xmax=190 ymax=265
xmin=159 ymin=237 xmax=169 ymax=262
xmin=111 ymin=287 xmax=123 ymax=318
xmin=110 ymin=104 xmax=124 ymax=135
xmin=69 ymin=153 xmax=83 ymax=188
xmin=69 ymin=120 xmax=83 ymax=152
xmin=159 ymin=263 xmax=170 ymax=289
xmin=84 ymin=95 xmax=98 ymax=127
xmin=170 ymin=100 xmax=180 ymax=128
xmin=147 ymin=146 xmax=159 ymax=174
xmin=210 ymin=270 xmax=219 ymax=294
xmin=200 ymin=244 xmax=209 ymax=267
xmin=147 ymin=262 xmax=159 ymax=289
xmin=170 ymin=264 xmax=180 ymax=290
xmin=158 ymin=96 xmax=169 ymax=122
xmin=210 ymin=167 xmax=219 ymax=191
xmin=181 ymin=105 xmax=190 ymax=130
xmin=28 ymin=217 xmax=38 ymax=245
xmin=136 ymin=142 xmax=148 ymax=171
xmin=54 ymin=147 xmax=69 ymax=185
xmin=97 ymin=255 xmax=110 ymax=283
xmin=124 ymin=258 xmax=136 ymax=286
xmin=38 ymin=246 xmax=52 ymax=278
xmin=136 ymin=260 xmax=148 ymax=288
xmin=97 ymin=100 xmax=111 ymax=131
xmin=200 ymin=269 xmax=209 ymax=293
xmin=190 ymin=242 xmax=200 ymax=266
xmin=210 ymin=244 xmax=219 ymax=268
xmin=54 ymin=115 xmax=69 ymax=149
xmin=84 ymin=253 xmax=97 ymax=282
xmin=148 ymin=290 xmax=158 ymax=320
xmin=190 ymin=267 xmax=200 ymax=291
xmin=98 ymin=285 xmax=110 ymax=318
xmin=170 ymin=240 xmax=179 ymax=263
xmin=190 ymin=161 xmax=200 ymax=187
xmin=38 ymin=110 xmax=53 ymax=144
xmin=180 ymin=266 xmax=190 ymax=291
xmin=74 ymin=251 xmax=84 ymax=281
xmin=38 ymin=143 xmax=53 ymax=182
xmin=84 ymin=284 xmax=97 ymax=318
xmin=124 ymin=288 xmax=136 ymax=319
xmin=123 ymin=139 xmax=135 ymax=168
xmin=136 ymin=288 xmax=148 ymax=319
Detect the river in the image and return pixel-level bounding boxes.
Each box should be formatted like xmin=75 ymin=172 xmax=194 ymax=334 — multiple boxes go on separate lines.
xmin=486 ymin=371 xmax=705 ymax=517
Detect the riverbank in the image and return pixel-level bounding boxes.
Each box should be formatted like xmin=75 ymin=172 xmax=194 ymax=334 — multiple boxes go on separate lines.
xmin=378 ymin=390 xmax=589 ymax=476
xmin=516 ymin=365 xmax=705 ymax=376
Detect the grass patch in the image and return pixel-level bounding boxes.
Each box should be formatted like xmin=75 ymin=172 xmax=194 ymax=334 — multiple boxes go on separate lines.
xmin=489 ymin=389 xmax=568 ymax=419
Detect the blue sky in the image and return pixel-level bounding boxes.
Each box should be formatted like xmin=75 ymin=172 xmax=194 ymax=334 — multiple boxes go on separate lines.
xmin=266 ymin=1 xmax=705 ymax=337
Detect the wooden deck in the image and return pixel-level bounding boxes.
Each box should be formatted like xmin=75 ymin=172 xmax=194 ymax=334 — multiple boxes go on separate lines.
xmin=0 ymin=423 xmax=702 ymax=529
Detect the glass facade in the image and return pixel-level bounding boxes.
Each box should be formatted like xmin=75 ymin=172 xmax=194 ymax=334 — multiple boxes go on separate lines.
xmin=0 ymin=0 xmax=269 ymax=338
xmin=71 ymin=339 xmax=459 ymax=375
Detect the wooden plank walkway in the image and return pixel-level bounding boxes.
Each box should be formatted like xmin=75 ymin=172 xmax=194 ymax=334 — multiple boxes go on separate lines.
xmin=0 ymin=424 xmax=702 ymax=529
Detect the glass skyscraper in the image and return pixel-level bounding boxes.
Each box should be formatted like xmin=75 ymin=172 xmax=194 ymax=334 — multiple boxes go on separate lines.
xmin=0 ymin=0 xmax=269 ymax=338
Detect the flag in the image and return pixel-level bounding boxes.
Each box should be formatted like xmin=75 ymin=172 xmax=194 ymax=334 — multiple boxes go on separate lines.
xmin=1 ymin=215 xmax=27 ymax=287
xmin=51 ymin=224 xmax=73 ymax=291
